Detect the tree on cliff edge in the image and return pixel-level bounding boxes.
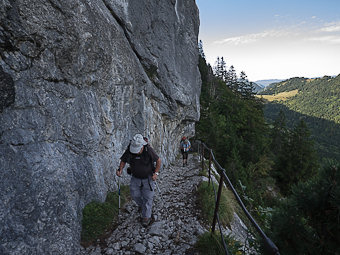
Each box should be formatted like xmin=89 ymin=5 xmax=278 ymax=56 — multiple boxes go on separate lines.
xmin=274 ymin=119 xmax=319 ymax=195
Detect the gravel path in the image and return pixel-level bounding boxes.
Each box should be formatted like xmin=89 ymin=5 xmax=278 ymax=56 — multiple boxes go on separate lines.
xmin=81 ymin=154 xmax=207 ymax=255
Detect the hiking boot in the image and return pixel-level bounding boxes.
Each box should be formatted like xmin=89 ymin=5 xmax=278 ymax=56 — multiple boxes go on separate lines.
xmin=141 ymin=217 xmax=151 ymax=227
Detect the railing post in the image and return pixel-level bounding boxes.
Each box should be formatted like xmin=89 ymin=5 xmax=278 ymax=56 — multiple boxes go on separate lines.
xmin=212 ymin=174 xmax=224 ymax=233
xmin=208 ymin=149 xmax=212 ymax=185
xmin=201 ymin=143 xmax=204 ymax=172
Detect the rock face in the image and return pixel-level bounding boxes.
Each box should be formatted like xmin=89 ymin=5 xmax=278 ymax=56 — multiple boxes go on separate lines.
xmin=0 ymin=0 xmax=200 ymax=254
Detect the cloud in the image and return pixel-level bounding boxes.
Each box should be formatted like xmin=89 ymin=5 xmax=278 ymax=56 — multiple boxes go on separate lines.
xmin=213 ymin=21 xmax=340 ymax=47
xmin=309 ymin=21 xmax=340 ymax=44
xmin=318 ymin=22 xmax=340 ymax=32
xmin=308 ymin=35 xmax=340 ymax=44
xmin=213 ymin=30 xmax=291 ymax=45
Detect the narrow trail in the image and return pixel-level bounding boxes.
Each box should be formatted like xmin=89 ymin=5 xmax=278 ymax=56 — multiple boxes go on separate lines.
xmin=81 ymin=154 xmax=207 ymax=255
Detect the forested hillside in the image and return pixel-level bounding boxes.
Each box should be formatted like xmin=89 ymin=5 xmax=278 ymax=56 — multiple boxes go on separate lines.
xmin=258 ymin=75 xmax=340 ymax=161
xmin=259 ymin=75 xmax=340 ymax=123
xmin=264 ymin=103 xmax=340 ymax=161
xmin=196 ymin=46 xmax=340 ymax=254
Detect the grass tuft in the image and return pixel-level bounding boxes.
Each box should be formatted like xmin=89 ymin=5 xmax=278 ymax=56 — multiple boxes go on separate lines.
xmin=197 ymin=181 xmax=237 ymax=227
xmin=81 ymin=185 xmax=130 ymax=245
xmin=195 ymin=232 xmax=243 ymax=255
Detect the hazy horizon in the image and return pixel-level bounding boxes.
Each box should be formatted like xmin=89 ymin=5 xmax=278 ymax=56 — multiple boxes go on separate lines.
xmin=196 ymin=0 xmax=340 ymax=81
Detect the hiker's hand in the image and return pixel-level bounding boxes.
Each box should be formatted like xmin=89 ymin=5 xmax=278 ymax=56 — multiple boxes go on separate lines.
xmin=116 ymin=169 xmax=122 ymax=177
xmin=152 ymin=173 xmax=158 ymax=181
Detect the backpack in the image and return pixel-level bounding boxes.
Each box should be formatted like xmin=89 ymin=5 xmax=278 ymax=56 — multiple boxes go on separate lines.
xmin=126 ymin=144 xmax=156 ymax=175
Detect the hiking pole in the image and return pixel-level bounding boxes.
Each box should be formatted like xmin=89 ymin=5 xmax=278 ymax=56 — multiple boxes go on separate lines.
xmin=154 ymin=180 xmax=165 ymax=206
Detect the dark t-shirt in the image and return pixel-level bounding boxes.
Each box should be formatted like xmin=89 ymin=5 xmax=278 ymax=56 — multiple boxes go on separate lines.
xmin=120 ymin=145 xmax=159 ymax=179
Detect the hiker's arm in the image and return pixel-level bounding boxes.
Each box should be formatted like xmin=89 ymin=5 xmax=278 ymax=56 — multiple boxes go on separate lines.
xmin=116 ymin=161 xmax=126 ymax=176
xmin=155 ymin=158 xmax=161 ymax=172
xmin=152 ymin=158 xmax=161 ymax=181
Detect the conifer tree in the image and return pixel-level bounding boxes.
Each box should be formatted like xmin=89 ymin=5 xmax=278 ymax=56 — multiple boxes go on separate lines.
xmin=270 ymin=110 xmax=287 ymax=156
xmin=239 ymin=71 xmax=256 ymax=99
xmin=289 ymin=120 xmax=319 ymax=180
xmin=247 ymin=81 xmax=256 ymax=99
xmin=226 ymin=65 xmax=238 ymax=91
xmin=198 ymin=40 xmax=205 ymax=59
xmin=219 ymin=57 xmax=227 ymax=81
xmin=274 ymin=119 xmax=319 ymax=194
xmin=238 ymin=71 xmax=248 ymax=96
xmin=213 ymin=57 xmax=220 ymax=77
xmin=271 ymin=162 xmax=340 ymax=255
xmin=213 ymin=56 xmax=227 ymax=80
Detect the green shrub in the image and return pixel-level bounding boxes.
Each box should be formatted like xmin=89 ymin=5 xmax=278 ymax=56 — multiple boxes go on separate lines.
xmin=197 ymin=181 xmax=237 ymax=227
xmin=81 ymin=185 xmax=130 ymax=245
xmin=195 ymin=232 xmax=243 ymax=255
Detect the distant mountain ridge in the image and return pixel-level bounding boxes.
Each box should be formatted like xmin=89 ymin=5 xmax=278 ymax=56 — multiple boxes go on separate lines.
xmin=255 ymin=79 xmax=284 ymax=88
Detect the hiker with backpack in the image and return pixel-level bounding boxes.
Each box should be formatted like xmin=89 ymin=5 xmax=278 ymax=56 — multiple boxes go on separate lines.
xmin=180 ymin=136 xmax=191 ymax=167
xmin=116 ymin=134 xmax=161 ymax=227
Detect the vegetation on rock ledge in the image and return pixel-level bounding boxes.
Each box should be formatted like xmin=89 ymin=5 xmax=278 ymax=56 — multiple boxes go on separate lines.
xmin=81 ymin=185 xmax=130 ymax=246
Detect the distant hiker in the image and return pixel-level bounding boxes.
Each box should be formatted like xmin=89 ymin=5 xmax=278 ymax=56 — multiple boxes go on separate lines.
xmin=116 ymin=134 xmax=161 ymax=227
xmin=180 ymin=136 xmax=191 ymax=167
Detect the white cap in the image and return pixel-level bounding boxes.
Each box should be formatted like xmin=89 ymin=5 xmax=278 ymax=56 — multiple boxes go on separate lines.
xmin=129 ymin=134 xmax=147 ymax=154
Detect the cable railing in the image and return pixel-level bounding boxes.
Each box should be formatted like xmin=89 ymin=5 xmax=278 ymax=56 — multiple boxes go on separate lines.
xmin=196 ymin=140 xmax=280 ymax=255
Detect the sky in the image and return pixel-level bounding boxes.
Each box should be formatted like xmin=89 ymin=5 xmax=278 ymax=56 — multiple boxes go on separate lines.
xmin=196 ymin=0 xmax=340 ymax=81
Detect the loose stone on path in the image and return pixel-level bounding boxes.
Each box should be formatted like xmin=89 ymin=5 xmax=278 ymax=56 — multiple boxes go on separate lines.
xmin=80 ymin=155 xmax=206 ymax=254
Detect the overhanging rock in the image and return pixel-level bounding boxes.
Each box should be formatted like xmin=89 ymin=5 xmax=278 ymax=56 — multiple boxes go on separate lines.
xmin=0 ymin=0 xmax=201 ymax=254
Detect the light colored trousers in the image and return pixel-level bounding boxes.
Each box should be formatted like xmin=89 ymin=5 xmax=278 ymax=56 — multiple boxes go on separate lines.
xmin=130 ymin=176 xmax=155 ymax=218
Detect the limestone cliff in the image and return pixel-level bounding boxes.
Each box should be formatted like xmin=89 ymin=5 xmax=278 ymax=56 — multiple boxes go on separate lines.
xmin=0 ymin=0 xmax=200 ymax=254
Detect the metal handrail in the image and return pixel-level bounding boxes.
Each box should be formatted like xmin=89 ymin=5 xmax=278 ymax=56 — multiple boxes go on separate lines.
xmin=199 ymin=143 xmax=229 ymax=255
xmin=197 ymin=140 xmax=280 ymax=255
